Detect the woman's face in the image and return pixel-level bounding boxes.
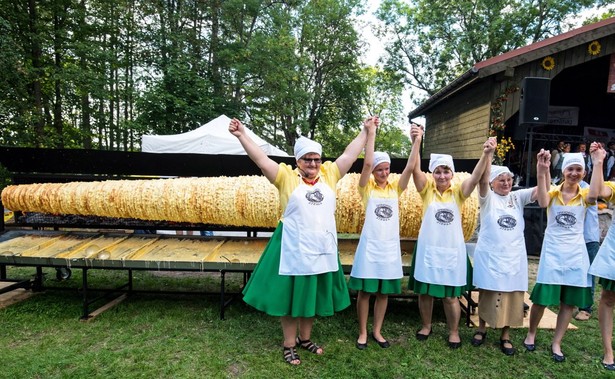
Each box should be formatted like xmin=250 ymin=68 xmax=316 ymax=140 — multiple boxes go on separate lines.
xmin=297 ymin=153 xmax=322 ymax=179
xmin=432 ymin=166 xmax=453 ymax=190
xmin=372 ymin=163 xmax=391 ymax=186
xmin=491 ymin=174 xmax=513 ymax=196
xmin=563 ymin=164 xmax=584 ymax=184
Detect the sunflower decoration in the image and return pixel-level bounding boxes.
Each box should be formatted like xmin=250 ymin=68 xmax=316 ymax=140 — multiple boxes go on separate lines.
xmin=541 ymin=56 xmax=555 ymax=71
xmin=588 ymin=40 xmax=601 ymax=56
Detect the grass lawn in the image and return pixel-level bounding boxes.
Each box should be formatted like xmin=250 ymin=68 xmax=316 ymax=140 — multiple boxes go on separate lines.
xmin=0 ymin=266 xmax=612 ymax=379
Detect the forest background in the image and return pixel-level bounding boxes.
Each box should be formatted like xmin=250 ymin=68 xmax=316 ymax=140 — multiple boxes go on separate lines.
xmin=1 ymin=0 xmax=614 ymax=158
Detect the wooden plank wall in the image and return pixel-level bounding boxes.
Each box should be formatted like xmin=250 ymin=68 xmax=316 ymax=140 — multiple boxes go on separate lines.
xmin=423 ymin=81 xmax=492 ymax=159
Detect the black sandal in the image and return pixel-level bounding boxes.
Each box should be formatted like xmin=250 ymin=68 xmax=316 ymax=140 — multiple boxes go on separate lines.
xmin=471 ymin=331 xmax=487 ymax=347
xmin=296 ymin=337 xmax=323 ymax=355
xmin=283 ymin=346 xmax=300 ymax=365
xmin=500 ymin=339 xmax=516 ymax=356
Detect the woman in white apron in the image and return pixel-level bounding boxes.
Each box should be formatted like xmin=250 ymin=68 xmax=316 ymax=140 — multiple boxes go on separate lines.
xmin=471 ymin=164 xmax=540 ymax=355
xmin=408 ymin=125 xmax=496 ymax=349
xmin=229 ymin=117 xmax=378 ymax=365
xmin=349 ymin=124 xmax=413 ymax=349
xmin=585 ymin=143 xmax=615 ymax=371
xmin=523 ymin=151 xmax=596 ymax=363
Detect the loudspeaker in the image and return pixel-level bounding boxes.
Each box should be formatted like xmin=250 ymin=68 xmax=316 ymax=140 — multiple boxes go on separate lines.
xmin=519 ymin=77 xmax=550 ymax=125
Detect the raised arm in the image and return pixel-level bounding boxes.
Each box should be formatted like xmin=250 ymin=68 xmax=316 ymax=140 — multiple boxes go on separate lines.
xmin=336 ymin=116 xmax=379 ymax=176
xmin=358 ymin=118 xmax=378 ymax=187
xmin=228 ymin=118 xmax=279 ymax=183
xmin=589 ymin=141 xmax=613 ymax=201
xmin=478 ymin=163 xmax=491 ymax=197
xmin=398 ymin=124 xmax=420 ymax=191
xmin=460 ymin=137 xmax=496 ymax=198
xmin=409 ymin=124 xmax=427 ymax=192
xmin=535 ymin=149 xmax=551 ymax=208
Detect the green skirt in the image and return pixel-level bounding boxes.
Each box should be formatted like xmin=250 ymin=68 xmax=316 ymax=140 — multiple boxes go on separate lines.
xmin=348 ymin=276 xmax=401 ymax=295
xmin=529 ymin=283 xmax=592 ymax=307
xmin=407 ymin=244 xmax=473 ymax=298
xmin=242 ymin=222 xmax=351 ymax=318
xmin=599 ymin=277 xmax=615 ymax=292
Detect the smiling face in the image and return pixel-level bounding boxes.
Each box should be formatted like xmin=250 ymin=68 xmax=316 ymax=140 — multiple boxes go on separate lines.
xmin=562 ymin=164 xmax=585 ymax=184
xmin=297 ymin=153 xmax=322 ymax=180
xmin=372 ymin=162 xmax=391 ymax=187
xmin=432 ymin=165 xmax=453 ymax=191
xmin=491 ymin=174 xmax=513 ymax=196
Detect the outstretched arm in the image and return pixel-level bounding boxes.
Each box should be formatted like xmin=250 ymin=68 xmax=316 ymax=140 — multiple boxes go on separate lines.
xmin=535 ymin=149 xmax=551 ymax=207
xmin=478 ymin=163 xmax=491 ymax=197
xmin=358 ymin=118 xmax=378 ymax=187
xmin=461 ymin=137 xmax=496 ymax=198
xmin=336 ymin=116 xmax=379 ymax=177
xmin=409 ymin=124 xmax=427 ymax=192
xmin=398 ymin=124 xmax=420 ymax=191
xmin=228 ymin=118 xmax=279 ymax=183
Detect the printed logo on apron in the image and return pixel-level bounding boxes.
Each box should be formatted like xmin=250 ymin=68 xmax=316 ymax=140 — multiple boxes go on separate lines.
xmin=497 ymin=215 xmax=517 ymax=230
xmin=555 ymin=212 xmax=577 ymax=228
xmin=435 ymin=209 xmax=454 ymax=225
xmin=375 ymin=204 xmax=393 ymax=220
xmin=305 ymin=189 xmax=324 ymax=204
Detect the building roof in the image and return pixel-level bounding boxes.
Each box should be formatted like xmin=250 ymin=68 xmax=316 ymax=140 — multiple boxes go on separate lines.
xmin=408 ymin=17 xmax=615 ymax=119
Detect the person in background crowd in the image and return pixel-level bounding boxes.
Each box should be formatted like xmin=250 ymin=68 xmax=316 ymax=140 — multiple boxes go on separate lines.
xmin=576 ymin=143 xmax=592 ymax=180
xmin=523 ymin=151 xmax=596 ymax=363
xmin=585 ymin=142 xmax=615 ymax=371
xmin=408 ymin=125 xmax=496 ymax=349
xmin=230 ymin=116 xmax=378 ymax=365
xmin=349 ymin=121 xmax=414 ymax=350
xmin=471 ymin=160 xmax=545 ymax=356
xmin=551 ymin=140 xmax=566 ymax=184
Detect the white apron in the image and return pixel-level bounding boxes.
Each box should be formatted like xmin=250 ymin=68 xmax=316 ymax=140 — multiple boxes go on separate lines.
xmin=350 ymin=194 xmax=403 ymax=280
xmin=414 ymin=197 xmax=466 ymax=286
xmin=589 ymin=217 xmax=615 ymax=281
xmin=536 ymin=200 xmax=591 ymax=286
xmin=473 ymin=193 xmax=528 ymax=291
xmin=279 ymin=178 xmax=338 ymax=276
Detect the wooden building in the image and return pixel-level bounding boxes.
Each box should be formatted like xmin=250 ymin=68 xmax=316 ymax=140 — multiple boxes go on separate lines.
xmin=408 ymin=17 xmax=615 ymax=185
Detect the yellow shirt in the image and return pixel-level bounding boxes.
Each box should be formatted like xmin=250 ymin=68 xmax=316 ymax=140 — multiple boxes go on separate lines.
xmin=358 ymin=177 xmax=403 ymax=208
xmin=547 ymin=184 xmax=592 ymax=208
xmin=605 ymin=182 xmax=615 ymax=202
xmin=418 ymin=176 xmax=467 ymax=216
xmin=273 ymin=161 xmax=341 ymax=211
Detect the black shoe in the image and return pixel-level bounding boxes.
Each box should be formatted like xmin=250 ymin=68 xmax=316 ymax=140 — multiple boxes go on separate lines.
xmin=522 ymin=341 xmax=536 ymax=352
xmin=371 ymin=333 xmax=390 ymax=348
xmin=500 ymin=339 xmax=516 ymax=356
xmin=448 ymin=340 xmax=462 ymax=349
xmin=471 ymin=331 xmax=486 ymax=347
xmin=603 ymin=361 xmax=615 ymax=371
xmin=551 ymin=346 xmax=565 ymax=363
xmin=355 ymin=341 xmax=368 ymax=350
xmin=415 ymin=328 xmax=432 ymax=341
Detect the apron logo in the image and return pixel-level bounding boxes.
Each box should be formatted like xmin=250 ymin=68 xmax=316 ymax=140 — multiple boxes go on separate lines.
xmin=305 ymin=189 xmax=324 ymax=204
xmin=555 ymin=211 xmax=577 ymax=228
xmin=435 ymin=209 xmax=454 ymax=225
xmin=374 ymin=204 xmax=393 ymax=220
xmin=497 ymin=215 xmax=517 ymax=230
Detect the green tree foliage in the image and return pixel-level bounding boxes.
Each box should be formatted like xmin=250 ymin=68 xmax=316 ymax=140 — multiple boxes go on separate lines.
xmin=2 ymin=0 xmax=404 ymax=157
xmin=376 ymin=0 xmax=610 ymax=105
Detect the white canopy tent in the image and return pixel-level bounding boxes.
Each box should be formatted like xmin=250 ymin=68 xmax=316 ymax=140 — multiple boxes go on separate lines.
xmin=141 ymin=115 xmax=289 ymax=156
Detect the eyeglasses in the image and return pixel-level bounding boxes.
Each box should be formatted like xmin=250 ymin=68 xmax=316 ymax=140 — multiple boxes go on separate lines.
xmin=301 ymin=158 xmax=322 ymax=164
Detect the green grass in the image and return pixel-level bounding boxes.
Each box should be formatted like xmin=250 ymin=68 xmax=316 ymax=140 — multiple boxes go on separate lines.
xmin=0 ymin=266 xmax=612 ymax=379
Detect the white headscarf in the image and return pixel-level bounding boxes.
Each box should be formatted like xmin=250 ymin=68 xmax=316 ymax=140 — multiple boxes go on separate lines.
xmin=294 ymin=136 xmax=322 ymax=160
xmin=429 ymin=153 xmax=455 ymax=173
xmin=561 ymin=152 xmax=585 ymax=171
xmin=489 ymin=165 xmax=513 ymax=183
xmin=373 ymin=152 xmax=391 ymax=169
